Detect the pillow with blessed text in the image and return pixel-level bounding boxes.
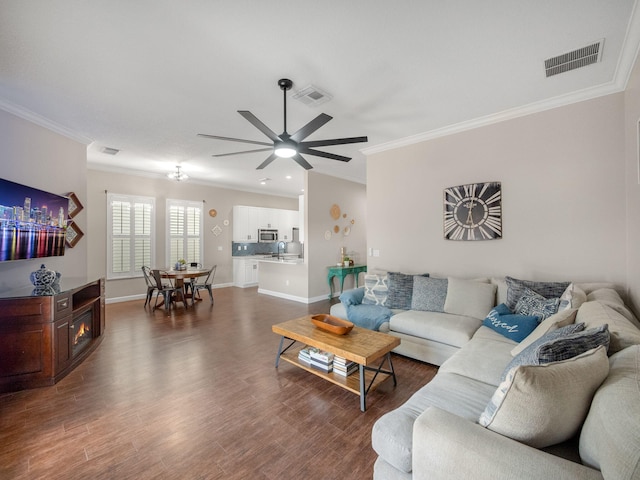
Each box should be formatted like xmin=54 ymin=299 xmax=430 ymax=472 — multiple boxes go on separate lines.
xmin=482 ymin=303 xmax=540 ymax=342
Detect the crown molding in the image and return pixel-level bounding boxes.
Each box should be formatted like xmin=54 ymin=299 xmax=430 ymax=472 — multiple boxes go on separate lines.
xmin=363 ymin=2 xmax=640 ymax=157
xmin=0 ymin=97 xmax=93 ymax=145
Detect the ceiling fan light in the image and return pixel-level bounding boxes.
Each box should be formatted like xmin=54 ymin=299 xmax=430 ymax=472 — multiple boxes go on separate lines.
xmin=274 ymin=142 xmax=297 ymax=158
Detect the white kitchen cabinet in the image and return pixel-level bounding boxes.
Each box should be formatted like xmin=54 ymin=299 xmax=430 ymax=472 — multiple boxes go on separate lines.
xmin=233 ymin=257 xmax=259 ymax=287
xmin=278 ymin=209 xmax=299 ymax=241
xmin=257 ymin=207 xmax=278 ymax=229
xmin=233 ymin=206 xmax=259 ymax=242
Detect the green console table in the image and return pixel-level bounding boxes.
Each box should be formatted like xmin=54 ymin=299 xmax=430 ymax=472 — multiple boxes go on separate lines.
xmin=327 ymin=264 xmax=367 ymax=299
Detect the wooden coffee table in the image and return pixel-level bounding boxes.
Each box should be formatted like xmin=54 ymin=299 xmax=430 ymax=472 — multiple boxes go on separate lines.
xmin=272 ymin=315 xmax=401 ymax=411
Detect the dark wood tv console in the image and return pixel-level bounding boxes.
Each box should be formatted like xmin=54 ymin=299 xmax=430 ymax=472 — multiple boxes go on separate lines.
xmin=0 ymin=278 xmax=105 ymax=393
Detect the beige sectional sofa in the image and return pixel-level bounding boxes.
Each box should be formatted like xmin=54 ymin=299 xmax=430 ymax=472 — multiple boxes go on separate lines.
xmin=332 ymin=274 xmax=640 ymax=479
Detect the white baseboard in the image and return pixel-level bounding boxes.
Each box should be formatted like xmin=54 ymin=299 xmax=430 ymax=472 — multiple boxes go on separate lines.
xmin=257 ymin=288 xmax=331 ymax=305
xmin=106 ymin=283 xmax=233 ymax=304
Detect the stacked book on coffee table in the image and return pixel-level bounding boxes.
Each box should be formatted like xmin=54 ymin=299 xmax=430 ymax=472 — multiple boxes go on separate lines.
xmin=298 ymin=346 xmax=334 ymax=373
xmin=333 ymin=355 xmax=358 ymax=377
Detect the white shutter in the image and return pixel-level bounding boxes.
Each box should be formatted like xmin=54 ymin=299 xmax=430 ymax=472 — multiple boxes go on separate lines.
xmin=107 ymin=194 xmax=155 ymax=279
xmin=166 ymin=199 xmax=203 ymax=266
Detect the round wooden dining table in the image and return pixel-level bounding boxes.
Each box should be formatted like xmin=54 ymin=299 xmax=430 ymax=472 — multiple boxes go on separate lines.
xmin=159 ymin=267 xmax=210 ymax=306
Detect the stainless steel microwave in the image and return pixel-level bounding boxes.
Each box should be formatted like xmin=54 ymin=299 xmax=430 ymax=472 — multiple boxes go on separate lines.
xmin=258 ymin=229 xmax=278 ymax=242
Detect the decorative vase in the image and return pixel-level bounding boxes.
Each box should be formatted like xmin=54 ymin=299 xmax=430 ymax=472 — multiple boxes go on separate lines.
xmin=30 ymin=264 xmax=57 ymax=287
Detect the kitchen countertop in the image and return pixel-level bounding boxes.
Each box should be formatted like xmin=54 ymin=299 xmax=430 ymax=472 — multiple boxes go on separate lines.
xmin=233 ymin=254 xmax=303 ymax=264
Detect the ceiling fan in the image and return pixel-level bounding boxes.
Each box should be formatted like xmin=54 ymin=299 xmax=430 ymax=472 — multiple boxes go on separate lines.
xmin=198 ymin=78 xmax=368 ymax=170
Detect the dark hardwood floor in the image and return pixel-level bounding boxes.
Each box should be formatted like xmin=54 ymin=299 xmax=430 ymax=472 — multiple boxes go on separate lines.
xmin=0 ymin=287 xmax=437 ymax=479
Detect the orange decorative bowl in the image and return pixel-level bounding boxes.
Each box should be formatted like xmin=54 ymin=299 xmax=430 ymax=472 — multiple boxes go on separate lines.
xmin=311 ymin=314 xmax=354 ymax=335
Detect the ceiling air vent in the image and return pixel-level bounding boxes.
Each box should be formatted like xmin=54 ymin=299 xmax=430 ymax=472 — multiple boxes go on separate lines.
xmin=544 ymin=39 xmax=604 ymax=77
xmin=101 ymin=146 xmax=120 ymax=155
xmin=292 ymin=85 xmax=333 ymax=107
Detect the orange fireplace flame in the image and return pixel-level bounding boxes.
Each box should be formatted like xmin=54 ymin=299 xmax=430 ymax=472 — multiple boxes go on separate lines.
xmin=74 ymin=322 xmax=90 ymax=345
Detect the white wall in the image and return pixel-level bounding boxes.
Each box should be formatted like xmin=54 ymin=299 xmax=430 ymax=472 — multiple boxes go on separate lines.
xmin=366 ymin=93 xmax=627 ymax=286
xmin=87 ymin=169 xmax=297 ymax=300
xmin=625 ymin=51 xmax=640 ymax=313
xmin=306 ymin=171 xmax=367 ymax=300
xmin=0 ymin=109 xmax=88 ymax=290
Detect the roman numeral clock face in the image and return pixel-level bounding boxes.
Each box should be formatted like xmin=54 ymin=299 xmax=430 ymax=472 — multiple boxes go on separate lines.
xmin=444 ymin=182 xmax=502 ymax=241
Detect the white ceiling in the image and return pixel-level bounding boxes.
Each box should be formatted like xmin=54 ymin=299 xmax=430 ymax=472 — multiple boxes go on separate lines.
xmin=1 ymin=1 xmax=639 ymax=198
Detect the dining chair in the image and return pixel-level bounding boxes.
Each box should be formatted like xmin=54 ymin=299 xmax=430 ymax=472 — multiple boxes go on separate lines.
xmin=191 ymin=265 xmax=217 ymax=305
xmin=151 ymin=269 xmax=188 ymax=311
xmin=141 ymin=266 xmax=157 ymax=307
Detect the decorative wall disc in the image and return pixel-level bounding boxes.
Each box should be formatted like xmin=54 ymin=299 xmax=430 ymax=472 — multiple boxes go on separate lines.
xmin=211 ymin=225 xmax=222 ymax=236
xmin=330 ymin=204 xmax=341 ymax=220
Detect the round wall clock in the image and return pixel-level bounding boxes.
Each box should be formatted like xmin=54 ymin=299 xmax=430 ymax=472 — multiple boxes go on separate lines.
xmin=208 ymin=208 xmax=217 ymax=218
xmin=443 ymin=182 xmax=502 ymax=241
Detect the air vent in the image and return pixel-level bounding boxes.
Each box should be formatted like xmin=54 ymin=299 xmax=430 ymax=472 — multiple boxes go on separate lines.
xmin=544 ymin=39 xmax=604 ymax=77
xmin=101 ymin=146 xmax=120 ymax=155
xmin=292 ymin=85 xmax=333 ymax=107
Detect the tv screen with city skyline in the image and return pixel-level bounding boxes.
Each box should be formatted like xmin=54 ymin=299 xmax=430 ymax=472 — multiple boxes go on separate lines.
xmin=0 ymin=178 xmax=69 ymax=262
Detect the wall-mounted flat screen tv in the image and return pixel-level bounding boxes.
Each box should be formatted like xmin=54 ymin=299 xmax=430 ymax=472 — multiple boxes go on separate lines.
xmin=0 ymin=178 xmax=69 ymax=262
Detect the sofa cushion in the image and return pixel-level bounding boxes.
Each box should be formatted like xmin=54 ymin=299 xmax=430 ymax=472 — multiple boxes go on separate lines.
xmin=386 ymin=272 xmax=428 ymax=309
xmin=339 ymin=286 xmax=364 ymax=306
xmin=482 ymin=303 xmax=539 ymax=342
xmin=479 ymin=346 xmax=609 ymax=448
xmin=510 ymin=308 xmax=578 ymax=356
xmin=372 ymin=372 xmax=497 ymax=473
xmin=439 ymin=326 xmax=516 ymax=387
xmin=580 ymin=345 xmax=640 ymax=480
xmin=362 ymin=273 xmax=389 ymax=306
xmin=443 ymin=278 xmax=497 ymax=320
xmin=514 ymin=287 xmax=561 ymax=320
xmin=391 ymin=310 xmax=482 ymax=348
xmin=411 ymin=276 xmax=447 ymax=312
xmin=586 ymin=288 xmax=640 ymax=328
xmin=505 ymin=276 xmax=570 ymax=310
xmin=576 ymin=300 xmax=640 ymax=354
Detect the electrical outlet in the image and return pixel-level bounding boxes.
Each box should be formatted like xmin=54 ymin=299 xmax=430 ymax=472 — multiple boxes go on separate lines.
xmin=285 ymin=280 xmax=289 ymax=286
xmin=243 ymin=245 xmax=247 ymax=250
xmin=368 ymin=248 xmax=373 ymax=257
xmin=237 ymin=245 xmax=241 ymax=251
xmin=217 ymin=246 xmax=223 ymax=251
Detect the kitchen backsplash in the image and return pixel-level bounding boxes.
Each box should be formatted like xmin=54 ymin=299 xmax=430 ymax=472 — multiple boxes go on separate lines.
xmin=231 ymin=241 xmax=301 ymax=256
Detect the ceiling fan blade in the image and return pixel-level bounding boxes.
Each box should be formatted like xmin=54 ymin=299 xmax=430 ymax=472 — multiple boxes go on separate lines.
xmin=256 ymin=153 xmax=279 ymax=170
xmin=299 ymin=136 xmax=368 ymax=148
xmin=197 ymin=133 xmax=272 ymax=147
xmin=292 ymin=153 xmax=314 ymax=170
xmin=289 ymin=113 xmax=333 ymax=142
xmin=213 ymin=148 xmax=273 ymax=158
xmin=238 ymin=111 xmax=281 ymax=142
xmin=298 ymin=148 xmax=351 ymax=163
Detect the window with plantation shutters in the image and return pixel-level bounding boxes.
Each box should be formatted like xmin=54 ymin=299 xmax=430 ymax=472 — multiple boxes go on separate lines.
xmin=107 ymin=193 xmax=155 ymax=279
xmin=166 ymin=199 xmax=203 ymax=266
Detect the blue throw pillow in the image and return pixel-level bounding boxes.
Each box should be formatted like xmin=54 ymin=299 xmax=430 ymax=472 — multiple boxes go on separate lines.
xmin=482 ymin=303 xmax=540 ymax=342
xmin=515 ymin=286 xmax=561 ymax=320
xmin=505 ymin=276 xmax=570 ymax=310
xmin=411 ymin=276 xmax=448 ymax=312
xmin=386 ymin=272 xmax=429 ymax=310
xmin=501 ymin=322 xmax=604 ymax=381
xmin=339 ymin=287 xmax=364 ymax=306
